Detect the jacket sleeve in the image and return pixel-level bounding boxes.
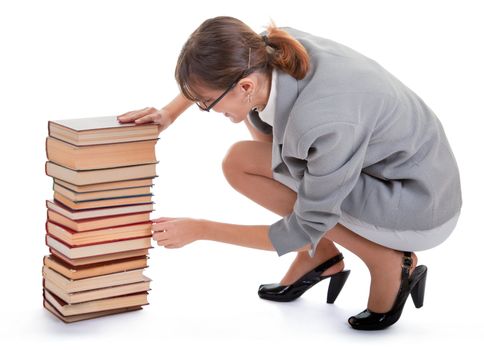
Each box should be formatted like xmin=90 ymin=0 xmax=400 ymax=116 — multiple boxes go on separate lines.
xmin=268 ymin=121 xmax=369 ymax=257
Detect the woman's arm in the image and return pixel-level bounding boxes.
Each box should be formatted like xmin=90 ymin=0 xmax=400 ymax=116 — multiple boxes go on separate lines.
xmin=162 ymin=92 xmax=194 ymax=123
xmin=117 ymin=92 xmax=194 ymax=126
xmin=152 ymin=217 xmax=311 ymax=252
xmin=200 ymin=220 xmax=310 ymax=252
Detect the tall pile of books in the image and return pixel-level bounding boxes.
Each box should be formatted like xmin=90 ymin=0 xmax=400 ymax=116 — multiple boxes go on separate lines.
xmin=42 ymin=116 xmax=159 ymax=323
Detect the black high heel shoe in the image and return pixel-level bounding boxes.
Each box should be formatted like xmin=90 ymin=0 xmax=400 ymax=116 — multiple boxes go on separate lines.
xmin=258 ymin=253 xmax=350 ymax=303
xmin=348 ymin=251 xmax=428 ymax=331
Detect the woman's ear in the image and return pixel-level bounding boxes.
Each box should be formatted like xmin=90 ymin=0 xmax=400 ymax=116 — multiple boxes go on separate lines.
xmin=238 ymin=78 xmax=254 ymax=95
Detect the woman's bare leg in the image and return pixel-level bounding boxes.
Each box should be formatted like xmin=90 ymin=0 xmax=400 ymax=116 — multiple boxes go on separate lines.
xmin=324 ymin=224 xmax=417 ymax=313
xmin=222 ymin=139 xmax=417 ymax=312
xmin=221 ymin=140 xmax=344 ymax=285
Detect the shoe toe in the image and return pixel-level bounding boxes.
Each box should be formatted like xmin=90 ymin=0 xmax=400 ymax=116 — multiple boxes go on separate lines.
xmin=258 ymin=283 xmax=279 ymax=292
xmin=348 ymin=309 xmax=371 ymax=329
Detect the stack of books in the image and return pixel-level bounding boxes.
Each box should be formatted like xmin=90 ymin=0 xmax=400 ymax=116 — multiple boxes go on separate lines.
xmin=42 ymin=116 xmax=159 ymax=323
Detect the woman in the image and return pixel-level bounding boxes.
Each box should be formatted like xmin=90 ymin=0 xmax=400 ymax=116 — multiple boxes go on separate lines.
xmin=117 ymin=16 xmax=462 ymax=330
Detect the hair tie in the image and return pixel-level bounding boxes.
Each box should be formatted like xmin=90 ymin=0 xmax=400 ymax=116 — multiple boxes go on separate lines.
xmin=262 ymin=35 xmax=270 ymax=46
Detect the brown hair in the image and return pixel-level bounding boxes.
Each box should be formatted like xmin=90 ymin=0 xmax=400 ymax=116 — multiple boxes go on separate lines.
xmin=175 ymin=16 xmax=310 ymax=101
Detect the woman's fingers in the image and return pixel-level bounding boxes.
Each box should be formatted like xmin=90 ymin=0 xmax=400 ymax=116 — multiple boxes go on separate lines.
xmin=152 ymin=221 xmax=174 ymax=235
xmin=152 ymin=217 xmax=175 ymax=223
xmin=152 ymin=223 xmax=165 ymax=231
xmin=152 ymin=232 xmax=168 ymax=241
xmin=117 ymin=108 xmax=173 ymax=135
xmin=135 ymin=113 xmax=158 ymax=124
xmin=116 ymin=107 xmax=147 ymax=119
xmin=154 ymin=238 xmax=171 ymax=246
xmin=117 ymin=107 xmax=157 ymax=123
xmin=116 ymin=109 xmax=145 ymax=121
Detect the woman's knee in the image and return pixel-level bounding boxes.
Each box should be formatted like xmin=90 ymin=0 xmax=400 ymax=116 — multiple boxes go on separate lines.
xmin=221 ymin=140 xmax=253 ymax=182
xmin=222 ymin=140 xmax=273 ymax=187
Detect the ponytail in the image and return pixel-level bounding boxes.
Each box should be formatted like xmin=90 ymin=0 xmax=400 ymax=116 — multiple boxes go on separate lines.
xmin=263 ymin=22 xmax=310 ymax=80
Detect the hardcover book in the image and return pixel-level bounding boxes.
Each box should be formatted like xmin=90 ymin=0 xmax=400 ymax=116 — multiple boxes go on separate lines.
xmin=46 ymin=220 xmax=152 ymax=246
xmin=45 ymin=235 xmax=153 ymax=259
xmin=52 ymin=183 xmax=152 ymax=202
xmin=54 ymin=177 xmax=154 ymax=193
xmin=46 ymin=136 xmax=157 ymax=170
xmin=45 ymin=161 xmax=158 ymax=186
xmin=47 ymin=209 xmax=151 ymax=232
xmin=43 ymin=254 xmax=149 ymax=280
xmin=53 ymin=192 xmax=153 ymax=210
xmin=44 ymin=278 xmax=151 ymax=304
xmin=43 ymin=299 xmax=142 ymax=323
xmin=49 ymin=247 xmax=150 ymax=267
xmin=46 ymin=200 xmax=154 ymax=220
xmin=48 ymin=116 xmax=159 ymax=146
xmin=43 ymin=289 xmax=149 ymax=316
xmin=42 ymin=266 xmax=149 ymax=293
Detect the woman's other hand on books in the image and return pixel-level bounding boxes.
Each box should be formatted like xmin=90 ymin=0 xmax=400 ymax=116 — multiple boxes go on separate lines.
xmin=151 ymin=217 xmax=206 ymax=248
xmin=117 ymin=107 xmax=172 ymax=134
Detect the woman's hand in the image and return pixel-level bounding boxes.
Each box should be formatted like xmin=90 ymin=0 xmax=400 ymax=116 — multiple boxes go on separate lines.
xmin=117 ymin=107 xmax=173 ymax=134
xmin=151 ymin=217 xmax=207 ymax=249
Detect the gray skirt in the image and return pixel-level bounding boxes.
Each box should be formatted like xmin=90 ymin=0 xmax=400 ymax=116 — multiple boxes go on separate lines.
xmin=273 ymin=172 xmax=460 ymax=252
xmin=338 ymin=210 xmax=461 ymax=251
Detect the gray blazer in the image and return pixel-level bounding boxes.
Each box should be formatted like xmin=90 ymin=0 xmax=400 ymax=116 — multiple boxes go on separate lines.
xmin=250 ymin=28 xmax=462 ymax=257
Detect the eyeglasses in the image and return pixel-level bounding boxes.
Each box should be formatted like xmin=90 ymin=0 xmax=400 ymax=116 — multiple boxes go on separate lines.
xmin=195 ymin=69 xmax=248 ymax=112
xmin=196 ymin=47 xmax=255 ymax=112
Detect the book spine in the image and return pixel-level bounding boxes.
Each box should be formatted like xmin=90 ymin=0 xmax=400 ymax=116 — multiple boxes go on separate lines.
xmin=45 ymin=137 xmax=49 ymax=161
xmin=44 ymin=234 xmax=49 ymax=251
xmin=49 ymin=248 xmax=71 ymax=264
xmin=54 ymin=219 xmax=153 ymax=233
xmin=46 ymin=234 xmax=71 ymax=250
xmin=46 ymin=232 xmax=152 ymax=248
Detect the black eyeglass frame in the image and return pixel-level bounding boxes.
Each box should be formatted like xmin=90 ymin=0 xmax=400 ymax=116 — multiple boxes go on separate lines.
xmin=196 ymin=69 xmax=252 ymax=112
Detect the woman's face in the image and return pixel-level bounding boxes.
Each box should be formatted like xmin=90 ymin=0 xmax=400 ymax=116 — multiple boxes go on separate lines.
xmin=192 ymin=75 xmax=257 ymax=123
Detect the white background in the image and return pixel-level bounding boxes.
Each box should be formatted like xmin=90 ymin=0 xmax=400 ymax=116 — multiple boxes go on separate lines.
xmin=1 ymin=0 xmax=483 ymax=348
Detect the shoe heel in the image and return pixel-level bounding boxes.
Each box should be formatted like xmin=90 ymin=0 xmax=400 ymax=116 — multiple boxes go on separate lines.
xmin=410 ymin=268 xmax=427 ymax=308
xmin=326 ymin=270 xmax=350 ymax=304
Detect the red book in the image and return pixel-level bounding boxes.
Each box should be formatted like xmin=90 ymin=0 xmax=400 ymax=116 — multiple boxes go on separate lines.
xmin=46 ymin=199 xmax=154 ymax=220
xmin=45 ymin=220 xmax=152 ymax=246
xmin=49 ymin=247 xmax=151 ymax=267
